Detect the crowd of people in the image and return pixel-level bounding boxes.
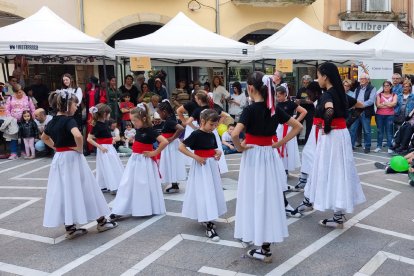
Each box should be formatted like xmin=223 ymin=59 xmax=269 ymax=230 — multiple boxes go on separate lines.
xmin=0 ymin=64 xmax=412 ymax=264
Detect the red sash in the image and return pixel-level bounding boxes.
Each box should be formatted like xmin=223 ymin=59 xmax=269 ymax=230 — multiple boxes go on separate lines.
xmin=55 ymin=147 xmax=75 ymax=152
xmin=314 ymin=118 xmax=346 ymax=143
xmin=245 ymin=133 xmax=272 ymax=146
xmin=96 ymin=137 xmax=113 ymax=145
xmin=194 ymin=149 xmax=216 ymax=158
xmin=331 ymin=118 xmax=347 ymax=129
xmin=279 ymin=124 xmax=289 ymax=158
xmin=313 ymin=118 xmax=324 ymax=143
xmin=132 ymin=141 xmax=161 ymax=177
xmin=161 ymin=133 xmax=174 ymax=138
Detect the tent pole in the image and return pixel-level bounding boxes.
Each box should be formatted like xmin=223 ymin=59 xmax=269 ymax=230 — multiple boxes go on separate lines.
xmin=5 ymin=56 xmax=9 ymax=77
xmin=2 ymin=63 xmax=6 ymax=82
xmin=225 ymin=60 xmax=229 ymax=90
xmin=261 ymin=59 xmax=265 ymax=72
xmin=123 ymin=59 xmax=126 ymax=80
xmin=252 ymin=60 xmax=255 ymax=71
xmin=102 ymin=56 xmax=109 ymax=111
xmin=114 ymin=56 xmax=119 ymax=120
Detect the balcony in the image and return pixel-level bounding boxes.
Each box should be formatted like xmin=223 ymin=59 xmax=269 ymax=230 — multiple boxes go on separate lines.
xmin=232 ymin=0 xmax=316 ymax=7
xmin=338 ymin=0 xmax=407 ymax=22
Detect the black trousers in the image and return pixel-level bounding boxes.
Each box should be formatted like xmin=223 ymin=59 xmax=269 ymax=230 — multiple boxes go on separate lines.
xmin=300 ymin=110 xmax=314 ymax=144
xmin=394 ymin=123 xmax=414 ymax=149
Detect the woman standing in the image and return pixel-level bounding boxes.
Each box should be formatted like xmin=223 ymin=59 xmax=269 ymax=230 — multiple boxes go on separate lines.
xmin=5 ymin=84 xmax=35 ymax=122
xmin=232 ymin=72 xmax=302 ymax=262
xmin=303 ymin=62 xmax=365 ymax=228
xmin=228 ymin=82 xmax=246 ymax=122
xmin=374 ymin=81 xmax=397 ymax=153
xmin=119 ymin=75 xmax=139 ymax=105
xmin=61 ymin=74 xmax=83 ymax=131
xmin=212 ymin=76 xmax=229 ymax=110
xmin=107 ymin=76 xmax=121 ymax=120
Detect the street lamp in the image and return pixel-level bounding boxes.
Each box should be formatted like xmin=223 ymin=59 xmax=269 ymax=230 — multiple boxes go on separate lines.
xmin=187 ymin=0 xmax=220 ymax=34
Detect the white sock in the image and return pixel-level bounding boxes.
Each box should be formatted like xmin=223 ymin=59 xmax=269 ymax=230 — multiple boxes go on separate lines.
xmin=300 ymin=172 xmax=308 ymax=179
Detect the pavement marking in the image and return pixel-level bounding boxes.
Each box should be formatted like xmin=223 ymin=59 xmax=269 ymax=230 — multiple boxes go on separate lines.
xmin=0 ymin=197 xmax=42 ymax=220
xmin=356 ymin=251 xmax=414 ymax=276
xmin=0 ymin=261 xmax=49 ymax=276
xmin=0 ymin=158 xmax=45 ymax=174
xmin=358 ymin=169 xmax=382 ymax=176
xmin=354 ymin=223 xmax=414 ymax=241
xmin=10 ymin=164 xmax=51 ymax=180
xmin=198 ymin=266 xmax=256 ymax=276
xmin=50 ymin=215 xmax=165 ymax=276
xmin=386 ymin=179 xmax=409 ymax=186
xmin=0 ymin=159 xmax=17 ymax=165
xmin=0 ymin=186 xmax=47 ymax=189
xmin=9 ymin=178 xmax=48 ymax=181
xmin=354 ymin=152 xmax=390 ymax=160
xmin=266 ymin=183 xmax=400 ymax=275
xmin=356 ymin=162 xmax=375 ymax=167
xmin=120 ymin=233 xmax=248 ymax=276
xmin=0 ymin=228 xmax=55 ymax=244
xmin=354 ymin=157 xmax=380 ymax=162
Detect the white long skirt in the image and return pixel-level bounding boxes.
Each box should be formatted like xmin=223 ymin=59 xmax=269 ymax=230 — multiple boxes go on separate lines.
xmin=234 ymin=146 xmax=288 ymax=246
xmin=300 ymin=125 xmax=318 ymax=175
xmin=213 ymin=129 xmax=229 ymax=174
xmin=184 ymin=123 xmax=198 ymax=166
xmin=182 ymin=158 xmax=227 ymax=222
xmin=276 ymin=124 xmax=301 ymax=171
xmin=111 ymin=153 xmax=166 ymax=216
xmin=96 ymin=144 xmax=124 ymax=191
xmin=43 ymin=151 xmax=110 ymax=227
xmin=305 ymin=129 xmax=366 ymax=213
xmin=159 ymin=139 xmax=187 ymax=183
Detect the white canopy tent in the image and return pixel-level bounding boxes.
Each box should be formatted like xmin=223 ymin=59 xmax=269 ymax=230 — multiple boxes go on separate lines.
xmin=254 ymin=17 xmax=375 ymax=61
xmin=0 ymin=6 xmax=115 ymax=59
xmin=115 ymin=12 xmax=254 ymax=63
xmin=359 ymin=24 xmax=414 ymax=62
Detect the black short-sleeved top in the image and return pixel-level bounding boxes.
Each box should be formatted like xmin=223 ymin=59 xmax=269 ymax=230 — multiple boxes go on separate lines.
xmin=296 ymin=87 xmax=316 ymax=111
xmin=191 ymin=104 xmax=223 ymax=124
xmin=277 ymin=101 xmax=298 ymax=117
xmin=315 ymin=89 xmax=357 ymax=119
xmin=183 ymin=129 xmax=218 ymax=150
xmin=135 ymin=127 xmax=159 ymax=144
xmin=162 ymin=115 xmax=178 ymax=133
xmin=44 ymin=115 xmax=77 ymax=147
xmin=239 ymin=102 xmax=291 ymax=136
xmin=153 ymin=122 xmax=164 ymax=136
xmin=91 ymin=121 xmax=112 ymax=138
xmin=184 ymin=101 xmax=198 ymax=117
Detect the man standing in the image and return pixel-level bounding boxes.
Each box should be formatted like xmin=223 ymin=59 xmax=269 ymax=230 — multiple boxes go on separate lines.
xmin=30 ymin=75 xmax=49 ymax=111
xmin=295 ymin=75 xmax=314 ymax=143
xmin=272 ymin=70 xmax=289 ymax=94
xmin=33 ymin=108 xmax=53 ymax=155
xmin=350 ymin=73 xmax=377 ymax=153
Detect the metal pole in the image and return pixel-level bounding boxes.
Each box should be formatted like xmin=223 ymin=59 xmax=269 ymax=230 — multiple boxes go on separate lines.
xmin=102 ymin=56 xmax=108 ymax=110
xmin=1 ymin=62 xmax=6 ymax=82
xmin=261 ymin=59 xmax=265 ymax=72
xmin=5 ymin=57 xmax=9 ymax=77
xmin=216 ymin=0 xmax=220 ymax=34
xmin=80 ymin=0 xmax=85 ymax=32
xmin=225 ymin=61 xmax=229 ymax=90
xmin=114 ymin=56 xmax=119 ymax=120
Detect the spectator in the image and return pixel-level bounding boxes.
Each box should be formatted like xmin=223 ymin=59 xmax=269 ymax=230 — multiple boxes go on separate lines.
xmin=394 ymin=79 xmax=414 ymax=129
xmin=171 ymin=80 xmax=190 ymax=110
xmin=134 ymin=74 xmax=145 ymax=94
xmin=212 ymin=76 xmax=230 ymax=109
xmin=349 ymin=73 xmax=376 ymax=153
xmin=0 ymin=103 xmax=19 ymax=159
xmin=108 ymin=119 xmax=122 ymax=150
xmin=203 ymin=81 xmax=211 ymax=93
xmin=61 ymin=73 xmax=83 ymax=130
xmin=138 ymin=82 xmax=155 ymax=103
xmin=374 ymin=81 xmax=397 ymax=153
xmin=295 ymin=75 xmax=314 ymax=143
xmin=228 ymin=81 xmax=246 ymax=122
xmin=123 ymin=121 xmax=135 ymax=147
xmin=19 ymin=110 xmax=38 ymax=159
xmin=148 ymin=95 xmax=160 ymax=118
xmin=119 ymin=75 xmax=139 ymax=105
xmin=3 ymin=76 xmax=18 ymax=98
xmin=192 ymin=80 xmax=201 ymax=94
xmin=272 ymin=70 xmax=289 ymax=94
xmin=119 ymin=93 xmax=134 ymax=132
xmin=33 ymin=108 xmax=53 ymax=155
xmin=221 ymin=124 xmax=238 ymax=155
xmin=30 ymin=75 xmax=49 ymax=110
xmin=153 ymin=78 xmax=168 ymax=100
xmin=107 ymin=76 xmax=121 ymax=120
xmin=392 ymin=73 xmax=403 ymax=96
xmin=5 ymin=84 xmax=35 ymax=122
xmin=343 ymin=79 xmax=354 ymax=97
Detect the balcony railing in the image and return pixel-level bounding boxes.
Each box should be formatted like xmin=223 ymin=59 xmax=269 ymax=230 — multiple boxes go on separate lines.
xmin=339 ymin=0 xmax=407 ymax=13
xmin=232 ymin=0 xmax=316 ymax=7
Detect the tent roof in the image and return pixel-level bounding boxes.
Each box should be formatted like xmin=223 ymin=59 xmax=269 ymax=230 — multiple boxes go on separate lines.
xmin=0 ymin=6 xmax=114 ymax=58
xmin=359 ymin=24 xmax=414 ymax=62
xmin=115 ymin=12 xmax=254 ymax=60
xmin=255 ymin=17 xmax=374 ymax=60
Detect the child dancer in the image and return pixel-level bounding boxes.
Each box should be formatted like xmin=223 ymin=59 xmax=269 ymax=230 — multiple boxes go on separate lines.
xmin=87 ymin=104 xmax=124 ymax=195
xmin=19 ymin=110 xmax=38 ymax=159
xmin=110 ymin=103 xmax=168 ymax=220
xmin=157 ymin=100 xmax=186 ymax=193
xmin=179 ymin=109 xmax=226 ymax=242
xmin=275 ymin=86 xmax=307 ymax=174
xmin=187 ymin=91 xmax=229 ymax=174
xmin=299 ymin=62 xmax=365 ymax=228
xmin=232 ymin=72 xmax=302 ymax=262
xmin=42 ymin=90 xmax=117 ymax=240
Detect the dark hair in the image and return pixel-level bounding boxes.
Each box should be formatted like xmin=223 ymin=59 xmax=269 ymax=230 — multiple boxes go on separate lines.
xmin=306 ymin=81 xmax=322 ymax=102
xmin=61 ymin=73 xmax=73 ymax=88
xmin=125 ymin=74 xmax=133 ymax=82
xmin=121 ymin=92 xmax=131 ymax=101
xmin=90 ymin=76 xmax=99 ymax=85
xmin=212 ymin=76 xmax=223 ymax=87
xmin=228 ymin=123 xmax=236 ymax=128
xmin=200 ymin=109 xmax=219 ymax=123
xmin=317 ymin=62 xmax=346 ymax=109
xmin=275 ymin=85 xmax=287 ymax=94
xmin=382 ymin=80 xmax=392 ymax=88
xmin=195 ymin=91 xmax=214 ymax=108
xmin=108 ymin=118 xmax=116 ymax=125
xmin=21 ymin=110 xmax=34 ymax=122
xmin=49 ymin=90 xmax=79 ymax=113
xmin=131 ymin=103 xmax=152 ymax=128
xmin=125 ymin=121 xmax=132 ymax=127
xmin=157 ymin=100 xmax=174 ymax=116
xmin=176 ymin=79 xmax=186 ymax=89
xmin=247 ymin=71 xmax=270 ymax=104
xmin=91 ymin=103 xmax=111 ymax=126
xmin=108 ymin=75 xmax=116 ymax=81
xmin=141 ymin=82 xmax=149 ymax=91
xmin=232 ymin=81 xmax=242 ymax=95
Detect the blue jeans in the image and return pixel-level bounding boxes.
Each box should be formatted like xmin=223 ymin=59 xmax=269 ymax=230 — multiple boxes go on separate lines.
xmin=9 ymin=140 xmax=17 ymax=154
xmin=350 ymin=114 xmax=372 ymax=148
xmin=375 ymin=114 xmax=394 ymax=148
xmin=222 ymin=145 xmax=237 ymax=155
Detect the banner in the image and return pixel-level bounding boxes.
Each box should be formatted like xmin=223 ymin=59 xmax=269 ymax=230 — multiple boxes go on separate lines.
xmin=275 ymin=59 xmax=293 ymax=73
xmin=402 ymin=63 xmax=414 ymax=75
xmin=130 ymin=57 xmax=151 ymax=71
